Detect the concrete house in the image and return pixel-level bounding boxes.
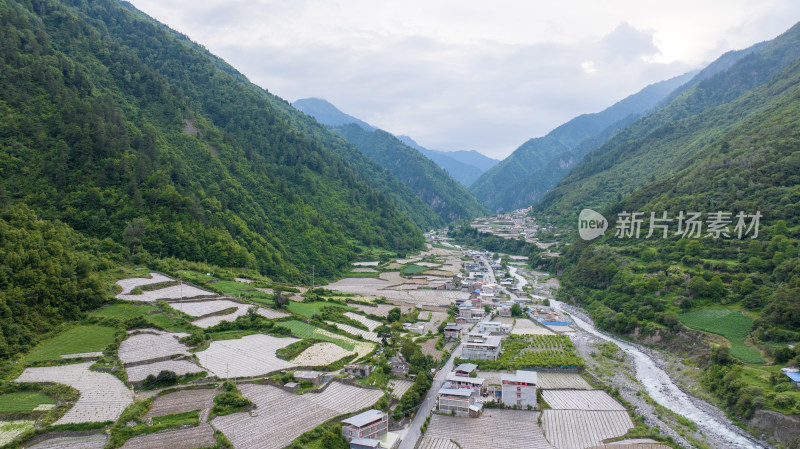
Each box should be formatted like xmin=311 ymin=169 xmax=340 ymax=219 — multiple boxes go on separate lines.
xmin=344 ymin=364 xmax=374 ymax=378
xmin=437 ymin=388 xmax=474 ymax=416
xmin=444 ymin=323 xmax=463 ymax=341
xmin=446 ymin=372 xmax=485 ymax=394
xmin=293 ymin=370 xmax=323 ymax=386
xmin=501 ymin=370 xmax=538 ymax=408
xmin=461 ymin=333 xmax=502 ymax=361
xmin=342 ymin=409 xmax=388 ymax=442
xmin=454 ymin=363 xmax=477 ymax=377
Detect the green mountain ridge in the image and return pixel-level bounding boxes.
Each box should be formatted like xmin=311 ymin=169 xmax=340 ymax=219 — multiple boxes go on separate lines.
xmin=292 ymin=98 xmax=488 ymax=223
xmin=331 ymin=124 xmax=489 ymax=223
xmin=470 ymin=71 xmax=696 ymax=213
xmin=0 ymin=0 xmax=427 ymax=285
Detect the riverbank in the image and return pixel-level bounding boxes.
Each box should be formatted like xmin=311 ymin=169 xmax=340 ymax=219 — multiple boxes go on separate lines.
xmin=558 ymin=301 xmax=772 ymax=449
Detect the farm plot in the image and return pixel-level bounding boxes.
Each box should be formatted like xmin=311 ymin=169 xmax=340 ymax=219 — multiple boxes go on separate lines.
xmin=212 ymin=382 xmax=384 ymax=449
xmin=292 ymin=342 xmax=353 ymax=366
xmin=326 ymin=321 xmax=379 ymax=343
xmin=418 ymin=437 xmax=459 ymax=449
xmin=388 ymin=380 xmax=414 ymax=398
xmin=116 ymin=273 xmax=173 ymax=295
xmin=120 ymin=424 xmax=216 ymax=449
xmin=542 ymin=390 xmax=626 ymax=411
xmin=423 ymin=311 xmax=447 ymax=333
xmin=542 ymin=410 xmax=633 ymax=449
xmin=119 ymin=331 xmax=191 ymax=365
xmin=379 ymin=271 xmax=405 ymax=284
xmin=0 ymin=420 xmax=34 ymax=446
xmin=190 ymin=304 xmax=250 ymax=328
xmin=26 ymin=325 xmax=118 ymax=362
xmin=167 ymin=300 xmax=241 ymax=317
xmin=537 ymin=373 xmax=592 ymax=390
xmin=343 ymin=312 xmax=381 ymax=331
xmin=15 ymin=362 xmax=133 ymax=424
xmin=117 ymin=284 xmax=215 ymax=302
xmin=679 ymin=308 xmax=764 ymax=363
xmin=423 ymin=409 xmax=554 ymax=449
xmin=256 ymin=307 xmax=290 ymax=319
xmin=546 ymin=324 xmax=576 ymax=334
xmin=418 ymin=311 xmax=432 ymax=321
xmin=0 ymin=392 xmax=55 ymax=413
xmin=348 ymin=303 xmax=412 ymax=317
xmin=145 ymin=389 xmax=218 ymax=418
xmin=27 ymin=433 xmax=107 ymax=449
xmin=90 ymin=304 xmax=158 ymax=320
xmin=196 ymin=334 xmax=298 ymax=378
xmin=126 ymin=360 xmax=205 ymax=383
xmin=508 ymin=318 xmax=554 ymax=336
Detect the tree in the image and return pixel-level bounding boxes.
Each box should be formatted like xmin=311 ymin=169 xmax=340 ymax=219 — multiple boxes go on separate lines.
xmin=274 ymin=292 xmax=288 ymax=308
xmin=511 ymin=303 xmax=524 ymax=317
xmin=376 ymin=325 xmax=391 ymax=345
xmin=387 ymin=307 xmax=402 ymax=323
xmin=122 ymin=218 xmax=147 ymax=256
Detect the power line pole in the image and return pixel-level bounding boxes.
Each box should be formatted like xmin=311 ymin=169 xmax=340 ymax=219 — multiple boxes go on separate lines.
xmin=312 ymin=265 xmax=315 ymax=291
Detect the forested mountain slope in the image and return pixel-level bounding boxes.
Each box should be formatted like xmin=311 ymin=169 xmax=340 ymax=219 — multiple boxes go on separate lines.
xmin=470 ymin=72 xmax=694 ymax=212
xmin=331 ymin=125 xmax=488 ymax=223
xmin=0 ymin=0 xmax=426 ymax=285
xmin=535 ymin=22 xmax=800 ymax=225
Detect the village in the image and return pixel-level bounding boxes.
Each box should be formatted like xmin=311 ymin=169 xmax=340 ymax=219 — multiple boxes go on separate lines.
xmin=3 ymin=238 xmax=779 ymax=449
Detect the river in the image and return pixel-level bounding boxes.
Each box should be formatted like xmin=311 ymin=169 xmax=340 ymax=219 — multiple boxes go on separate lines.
xmin=551 ymin=299 xmax=768 ymax=449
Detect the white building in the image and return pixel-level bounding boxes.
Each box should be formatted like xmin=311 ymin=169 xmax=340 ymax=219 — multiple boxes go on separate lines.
xmin=461 ymin=333 xmax=502 ymax=361
xmin=501 ymin=370 xmax=538 ymax=408
xmin=445 ymin=372 xmax=485 ymax=394
xmin=437 ymin=388 xmax=474 ymax=416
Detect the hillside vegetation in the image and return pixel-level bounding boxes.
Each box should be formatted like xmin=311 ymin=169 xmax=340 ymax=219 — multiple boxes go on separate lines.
xmin=0 ymin=0 xmax=430 ymax=284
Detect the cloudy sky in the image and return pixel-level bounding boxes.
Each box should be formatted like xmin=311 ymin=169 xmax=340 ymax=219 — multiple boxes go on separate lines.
xmin=128 ymin=0 xmax=800 ymax=159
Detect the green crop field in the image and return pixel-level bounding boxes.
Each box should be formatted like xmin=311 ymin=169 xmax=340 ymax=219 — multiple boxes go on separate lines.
xmin=90 ymin=303 xmax=158 ymax=319
xmin=287 ymin=301 xmax=352 ymax=318
xmin=679 ymin=308 xmax=764 ymax=363
xmin=26 ymin=325 xmax=118 ymax=362
xmin=401 ymin=264 xmax=427 ymax=275
xmin=0 ymin=392 xmax=56 ymax=413
xmin=277 ymin=321 xmax=355 ymax=351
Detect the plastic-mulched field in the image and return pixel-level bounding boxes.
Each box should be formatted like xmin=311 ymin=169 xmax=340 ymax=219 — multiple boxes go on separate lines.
xmin=678 ymin=308 xmax=764 ymax=363
xmin=542 ymin=410 xmax=632 ymax=449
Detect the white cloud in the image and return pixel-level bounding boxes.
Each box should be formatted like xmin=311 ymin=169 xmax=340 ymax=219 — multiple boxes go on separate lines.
xmin=128 ymin=0 xmax=800 ymax=158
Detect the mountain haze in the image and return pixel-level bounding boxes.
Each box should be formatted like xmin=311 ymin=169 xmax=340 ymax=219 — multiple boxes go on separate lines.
xmin=293 ymin=99 xmax=489 ymax=222
xmin=470 ymin=71 xmax=696 ymax=212
xmin=396 ymin=135 xmax=500 ymax=187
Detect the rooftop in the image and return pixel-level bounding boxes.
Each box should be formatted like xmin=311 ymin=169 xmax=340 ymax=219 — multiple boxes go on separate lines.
xmin=350 ymin=437 xmax=381 ymax=448
xmin=447 ymin=372 xmax=485 ymax=385
xmin=438 ymin=388 xmax=474 ymax=398
xmin=502 ymin=370 xmax=538 ymax=385
xmin=293 ymin=370 xmax=321 ymax=379
xmin=342 ymin=409 xmax=385 ymax=428
xmin=454 ymin=363 xmax=477 ymax=373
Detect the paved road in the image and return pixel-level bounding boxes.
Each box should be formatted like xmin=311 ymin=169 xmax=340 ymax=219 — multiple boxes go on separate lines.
xmin=396 ymin=343 xmax=461 ymax=449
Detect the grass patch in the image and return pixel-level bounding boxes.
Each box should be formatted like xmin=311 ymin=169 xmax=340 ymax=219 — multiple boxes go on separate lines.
xmin=287 ymin=301 xmax=353 ymax=318
xmin=0 ymin=392 xmax=56 ymax=413
xmin=277 ymin=321 xmax=355 ymax=351
xmin=25 ymin=325 xmax=118 ymax=362
xmin=90 ymin=303 xmax=158 ymax=320
xmin=401 ymin=264 xmax=427 ymax=275
xmin=345 ymin=271 xmax=381 ymax=278
xmin=679 ymin=308 xmax=764 ymax=363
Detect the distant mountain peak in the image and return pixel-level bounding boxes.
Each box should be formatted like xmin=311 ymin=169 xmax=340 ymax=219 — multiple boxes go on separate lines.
xmin=292 ymin=98 xmax=375 ymax=131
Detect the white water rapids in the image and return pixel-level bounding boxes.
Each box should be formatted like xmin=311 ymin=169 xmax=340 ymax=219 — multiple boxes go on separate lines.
xmin=552 ymin=299 xmax=768 ymax=449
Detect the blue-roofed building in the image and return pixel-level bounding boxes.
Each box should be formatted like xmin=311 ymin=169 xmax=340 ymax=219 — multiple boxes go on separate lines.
xmin=782 ymin=368 xmax=800 ymax=388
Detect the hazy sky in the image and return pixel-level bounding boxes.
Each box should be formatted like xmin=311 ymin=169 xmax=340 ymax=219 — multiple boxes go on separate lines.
xmin=128 ymin=0 xmax=800 ymax=159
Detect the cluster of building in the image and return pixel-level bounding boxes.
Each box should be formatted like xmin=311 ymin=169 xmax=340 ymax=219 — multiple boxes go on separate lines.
xmin=469 ymin=207 xmax=545 ymax=241
xmin=436 ymin=363 xmax=540 ymax=416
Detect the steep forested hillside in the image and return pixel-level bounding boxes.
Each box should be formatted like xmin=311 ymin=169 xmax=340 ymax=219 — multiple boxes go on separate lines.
xmin=470 ymin=72 xmax=694 ymax=212
xmin=332 ymin=125 xmax=488 ymax=223
xmin=293 ymin=99 xmax=488 ymax=223
xmin=535 ymin=22 xmax=800 ymax=225
xmin=0 ymin=0 xmax=426 ymax=287
xmin=396 ymin=135 xmax=499 ymax=187
xmin=547 ymin=24 xmax=800 ymax=428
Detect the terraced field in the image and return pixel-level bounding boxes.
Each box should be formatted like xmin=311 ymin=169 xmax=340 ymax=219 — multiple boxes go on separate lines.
xmin=537 ymin=373 xmax=592 ymax=390
xmin=117 ymin=283 xmax=215 ymax=302
xmin=27 ymin=433 xmax=107 ymax=449
xmin=418 ymin=437 xmax=459 ymax=449
xmin=26 ymin=325 xmax=118 ymax=362
xmin=292 ymin=342 xmax=353 ymax=366
xmin=388 ymin=380 xmax=414 ymax=398
xmin=542 ymin=390 xmax=626 ymax=411
xmin=145 ymin=389 xmax=218 ymax=418
xmin=344 ymin=312 xmax=381 ymax=331
xmin=196 ymin=334 xmax=298 ymax=378
xmin=116 ymin=273 xmax=173 ymax=295
xmin=0 ymin=421 xmax=34 ymax=446
xmin=678 ymin=308 xmax=764 ymax=363
xmin=542 ymin=410 xmax=633 ymax=449
xmin=326 ymin=321 xmax=380 ymax=342
xmin=126 ymin=359 xmax=205 ymax=383
xmin=211 ymin=382 xmax=384 ymax=449
xmin=15 ymin=362 xmax=133 ymax=424
xmin=0 ymin=392 xmax=56 ymax=413
xmin=423 ymin=409 xmax=554 ymax=449
xmin=90 ymin=304 xmax=158 ymax=319
xmin=191 ymin=303 xmax=251 ymax=328
xmin=119 ymin=330 xmax=191 ymax=365
xmin=120 ymin=424 xmax=216 ymax=449
xmin=168 ymin=300 xmax=242 ymax=317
